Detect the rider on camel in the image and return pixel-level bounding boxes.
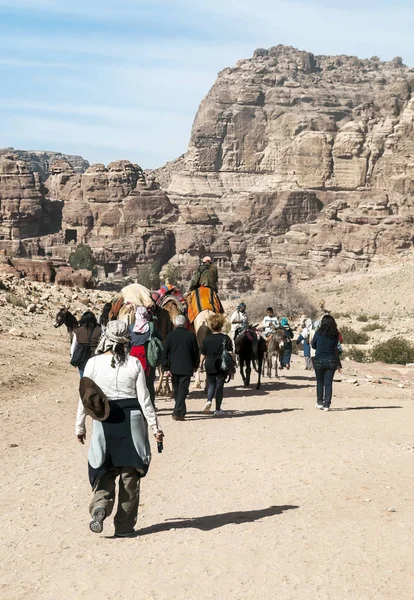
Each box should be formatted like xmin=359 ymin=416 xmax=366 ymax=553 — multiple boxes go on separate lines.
xmin=189 ymin=256 xmax=218 ymax=293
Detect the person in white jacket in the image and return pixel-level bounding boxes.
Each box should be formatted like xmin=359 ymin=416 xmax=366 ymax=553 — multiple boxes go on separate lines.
xmin=76 ymin=320 xmax=164 ymax=538
xmin=230 ymin=302 xmax=248 ymax=341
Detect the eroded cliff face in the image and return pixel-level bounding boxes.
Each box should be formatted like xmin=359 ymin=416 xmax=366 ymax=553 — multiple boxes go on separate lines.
xmin=157 ymin=46 xmax=414 ymax=283
xmin=1 ymin=46 xmax=414 ymax=291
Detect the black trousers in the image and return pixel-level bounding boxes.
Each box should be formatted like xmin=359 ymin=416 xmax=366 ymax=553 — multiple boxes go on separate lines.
xmin=314 ymin=358 xmax=337 ymax=407
xmin=207 ymin=374 xmax=225 ymax=411
xmin=171 ymin=374 xmax=191 ymax=417
xmin=146 ymin=368 xmax=156 ymax=408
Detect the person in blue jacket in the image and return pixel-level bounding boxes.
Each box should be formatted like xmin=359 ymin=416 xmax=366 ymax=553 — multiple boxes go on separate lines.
xmin=311 ymin=314 xmax=340 ymax=412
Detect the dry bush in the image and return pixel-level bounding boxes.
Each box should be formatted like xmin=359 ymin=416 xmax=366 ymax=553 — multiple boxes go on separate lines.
xmin=371 ymin=338 xmax=414 ymax=365
xmin=5 ymin=292 xmax=27 ymax=308
xmin=340 ymin=326 xmax=369 ymax=344
xmin=244 ymin=283 xmax=317 ymax=323
xmin=343 ymin=346 xmax=371 ymax=363
xmin=362 ymin=322 xmax=385 ymax=332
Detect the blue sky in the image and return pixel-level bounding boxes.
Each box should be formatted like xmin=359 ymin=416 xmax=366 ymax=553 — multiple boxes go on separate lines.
xmin=1 ymin=0 xmax=413 ymax=168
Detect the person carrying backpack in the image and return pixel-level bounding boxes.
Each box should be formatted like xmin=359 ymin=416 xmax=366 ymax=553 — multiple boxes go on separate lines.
xmin=129 ymin=307 xmax=163 ymax=409
xmin=200 ymin=314 xmax=233 ymax=417
xmin=70 ymin=311 xmax=102 ymax=378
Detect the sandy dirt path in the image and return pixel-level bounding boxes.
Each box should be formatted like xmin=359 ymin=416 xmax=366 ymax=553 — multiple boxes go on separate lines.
xmin=1 ymin=330 xmax=414 ymax=600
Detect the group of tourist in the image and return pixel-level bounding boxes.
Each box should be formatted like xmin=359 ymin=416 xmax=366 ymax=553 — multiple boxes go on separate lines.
xmin=71 ymin=256 xmax=342 ymax=538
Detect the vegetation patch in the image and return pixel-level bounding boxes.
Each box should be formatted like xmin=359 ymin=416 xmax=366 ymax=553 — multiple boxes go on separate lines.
xmin=340 ymin=326 xmax=369 ymax=345
xmin=5 ymin=292 xmax=27 ymax=308
xmin=246 ymin=283 xmax=317 ymax=323
xmin=371 ymin=338 xmax=414 ymax=365
xmin=356 ymin=314 xmax=369 ymax=322
xmin=69 ymin=244 xmax=96 ymax=272
xmin=362 ymin=322 xmax=385 ymax=332
xmin=343 ymin=346 xmax=371 ymax=363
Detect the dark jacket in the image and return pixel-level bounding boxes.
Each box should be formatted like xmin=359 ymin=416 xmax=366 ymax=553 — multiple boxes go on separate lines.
xmin=189 ymin=263 xmax=218 ymax=292
xmin=201 ymin=333 xmax=233 ymax=375
xmin=312 ymin=331 xmax=339 ymax=359
xmin=161 ymin=327 xmax=200 ymax=376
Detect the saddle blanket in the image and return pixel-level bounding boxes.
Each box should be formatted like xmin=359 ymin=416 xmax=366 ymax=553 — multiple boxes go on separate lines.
xmin=187 ymin=286 xmax=224 ymax=323
xmin=152 ymin=284 xmax=187 ymax=308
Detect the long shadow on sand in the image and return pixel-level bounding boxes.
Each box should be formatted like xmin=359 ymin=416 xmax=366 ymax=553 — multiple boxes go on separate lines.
xmin=332 ymin=405 xmax=402 ymax=411
xmin=138 ymin=505 xmax=299 ymax=536
xmin=185 ymin=407 xmax=302 ymax=421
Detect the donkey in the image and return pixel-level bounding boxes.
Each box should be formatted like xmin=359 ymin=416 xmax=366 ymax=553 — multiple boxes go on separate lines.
xmin=236 ymin=327 xmax=267 ymax=390
xmin=53 ymin=307 xmax=78 ymax=342
xmin=264 ymin=330 xmax=285 ymax=378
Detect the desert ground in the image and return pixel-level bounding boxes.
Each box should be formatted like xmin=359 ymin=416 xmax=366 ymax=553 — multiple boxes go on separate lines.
xmin=1 ymin=278 xmax=414 ymax=600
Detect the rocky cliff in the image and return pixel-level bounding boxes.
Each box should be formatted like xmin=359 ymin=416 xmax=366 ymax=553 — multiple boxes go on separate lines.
xmin=1 ymin=46 xmax=414 ymax=291
xmin=155 ymin=46 xmax=414 ymax=284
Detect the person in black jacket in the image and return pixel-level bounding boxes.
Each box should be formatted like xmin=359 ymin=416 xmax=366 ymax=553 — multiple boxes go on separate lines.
xmin=200 ymin=314 xmax=233 ymax=417
xmin=311 ymin=314 xmax=340 ymax=412
xmin=161 ymin=315 xmax=200 ymax=421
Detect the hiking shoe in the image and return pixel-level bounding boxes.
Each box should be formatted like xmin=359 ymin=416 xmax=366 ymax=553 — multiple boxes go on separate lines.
xmin=213 ymin=410 xmax=226 ymax=417
xmin=89 ymin=507 xmax=106 ymax=534
xmin=323 ymin=406 xmax=330 ymax=412
xmin=172 ymin=414 xmax=185 ymax=421
xmin=315 ymin=403 xmax=323 ymax=410
xmin=114 ymin=530 xmax=138 ymax=538
xmin=203 ymin=401 xmax=212 ymax=414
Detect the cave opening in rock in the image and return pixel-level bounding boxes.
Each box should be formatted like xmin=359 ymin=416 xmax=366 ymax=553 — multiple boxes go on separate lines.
xmin=65 ymin=229 xmax=78 ymax=244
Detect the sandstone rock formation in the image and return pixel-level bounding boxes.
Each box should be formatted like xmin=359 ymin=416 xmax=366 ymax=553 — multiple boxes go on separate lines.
xmin=1 ymin=46 xmax=414 ymax=293
xmin=0 ymin=148 xmax=89 ymax=179
xmin=157 ymin=45 xmax=414 ymax=284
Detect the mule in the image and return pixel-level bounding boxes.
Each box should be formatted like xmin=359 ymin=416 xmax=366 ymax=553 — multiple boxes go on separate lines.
xmin=236 ymin=327 xmax=266 ymax=390
xmin=264 ymin=330 xmax=285 ymax=378
xmin=53 ymin=307 xmax=78 ymax=342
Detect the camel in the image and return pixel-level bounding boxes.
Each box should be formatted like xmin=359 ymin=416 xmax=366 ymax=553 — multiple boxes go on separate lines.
xmin=192 ymin=309 xmax=215 ymax=389
xmin=155 ymin=298 xmax=184 ymax=397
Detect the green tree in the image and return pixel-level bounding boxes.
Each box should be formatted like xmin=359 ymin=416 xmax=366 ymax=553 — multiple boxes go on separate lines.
xmin=69 ymin=244 xmax=96 ymax=271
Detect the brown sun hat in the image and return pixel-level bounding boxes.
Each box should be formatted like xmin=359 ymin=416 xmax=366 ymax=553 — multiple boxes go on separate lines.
xmin=79 ymin=377 xmax=110 ymax=421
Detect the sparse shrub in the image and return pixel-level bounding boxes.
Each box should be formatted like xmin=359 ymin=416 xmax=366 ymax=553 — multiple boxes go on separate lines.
xmin=246 ymin=282 xmax=317 ymax=323
xmin=164 ymin=264 xmax=183 ymax=288
xmin=343 ymin=346 xmax=371 ymax=363
xmin=371 ymin=337 xmax=414 ymax=365
xmin=137 ymin=262 xmax=161 ymax=290
xmin=5 ymin=292 xmax=27 ymax=308
xmin=362 ymin=322 xmax=385 ymax=332
xmin=357 ymin=314 xmax=369 ymax=322
xmin=370 ymin=314 xmax=380 ymax=320
xmin=341 ymin=326 xmax=369 ymax=344
xmin=69 ymin=244 xmax=96 ymax=271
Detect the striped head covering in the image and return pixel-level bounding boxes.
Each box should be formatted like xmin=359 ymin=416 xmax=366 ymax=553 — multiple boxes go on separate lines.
xmin=97 ymin=320 xmax=130 ymax=354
